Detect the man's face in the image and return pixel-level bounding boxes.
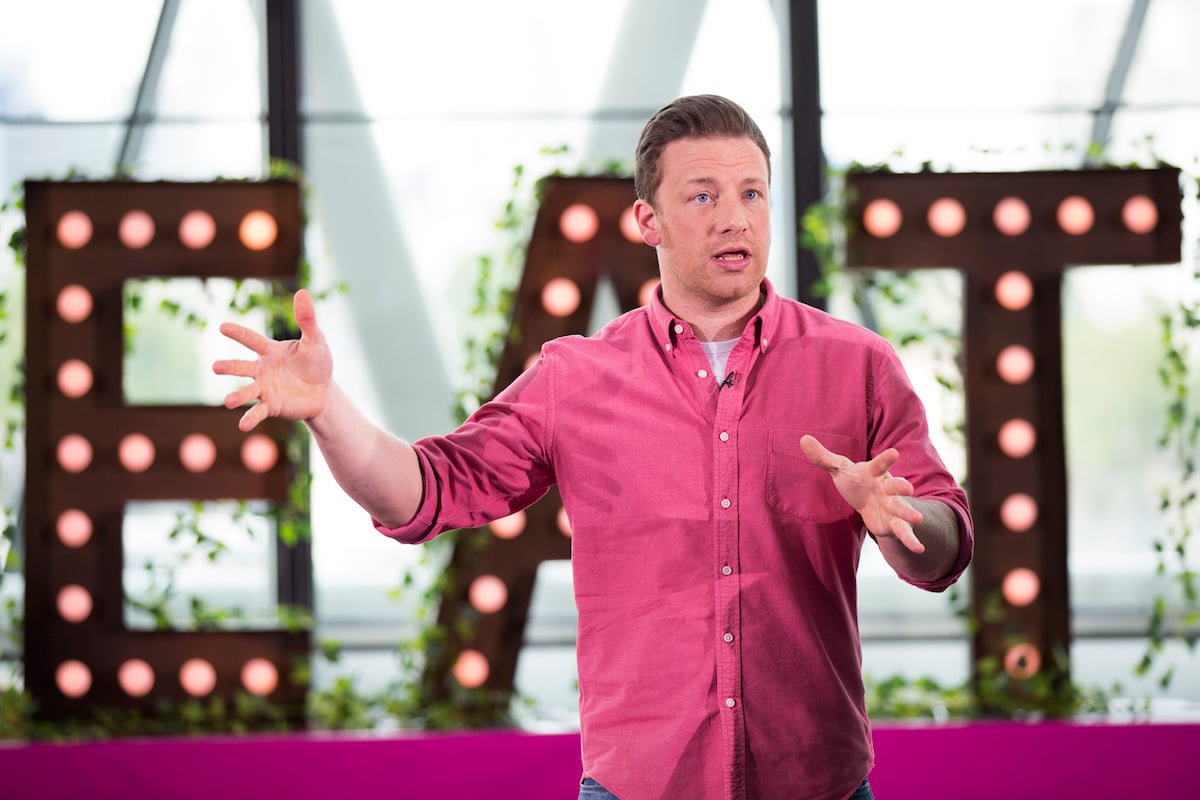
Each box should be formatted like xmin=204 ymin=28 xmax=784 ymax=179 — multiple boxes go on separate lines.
xmin=634 ymin=135 xmax=771 ymax=318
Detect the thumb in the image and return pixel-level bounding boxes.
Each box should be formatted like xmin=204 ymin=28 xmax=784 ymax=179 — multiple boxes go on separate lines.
xmin=293 ymin=289 xmax=324 ymax=343
xmin=800 ymin=434 xmax=837 ymax=471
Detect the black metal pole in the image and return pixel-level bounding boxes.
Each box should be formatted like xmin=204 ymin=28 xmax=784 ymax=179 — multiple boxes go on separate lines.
xmin=788 ymin=0 xmax=826 ymax=308
xmin=265 ymin=0 xmax=313 ymax=612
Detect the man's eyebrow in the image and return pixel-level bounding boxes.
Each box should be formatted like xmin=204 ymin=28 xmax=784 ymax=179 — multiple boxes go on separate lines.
xmin=684 ymin=175 xmax=768 ymax=186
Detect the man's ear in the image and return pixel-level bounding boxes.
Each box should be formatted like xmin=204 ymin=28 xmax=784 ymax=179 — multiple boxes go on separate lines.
xmin=633 ymin=198 xmax=661 ymax=247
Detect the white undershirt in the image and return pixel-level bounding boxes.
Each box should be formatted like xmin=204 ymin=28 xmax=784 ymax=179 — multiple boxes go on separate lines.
xmin=699 ymin=337 xmax=740 ymax=384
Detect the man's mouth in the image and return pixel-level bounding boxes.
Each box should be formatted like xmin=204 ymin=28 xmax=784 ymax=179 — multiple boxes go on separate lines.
xmin=713 ymin=248 xmax=751 ymax=266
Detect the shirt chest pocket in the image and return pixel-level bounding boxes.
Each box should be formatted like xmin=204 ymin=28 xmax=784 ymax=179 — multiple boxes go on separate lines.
xmin=766 ymin=429 xmax=858 ymax=523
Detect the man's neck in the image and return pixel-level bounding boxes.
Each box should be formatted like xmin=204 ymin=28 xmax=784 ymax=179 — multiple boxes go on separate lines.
xmin=664 ymin=289 xmax=764 ymax=342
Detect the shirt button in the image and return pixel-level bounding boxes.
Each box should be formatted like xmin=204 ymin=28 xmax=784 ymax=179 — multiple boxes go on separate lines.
xmin=719 ymin=431 xmax=730 ymax=442
xmin=725 ymin=697 xmax=737 ymax=708
xmin=720 ymin=498 xmax=731 ymax=509
xmin=722 ymin=565 xmax=733 ymax=576
xmin=665 ymin=343 xmax=672 ymax=352
xmin=674 ymin=324 xmax=684 ymax=334
xmin=698 ymin=369 xmax=708 ymax=379
xmin=723 ymin=632 xmax=734 ymax=643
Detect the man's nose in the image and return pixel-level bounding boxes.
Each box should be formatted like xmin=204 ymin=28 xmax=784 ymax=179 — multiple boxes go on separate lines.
xmin=716 ymin=202 xmax=748 ymax=234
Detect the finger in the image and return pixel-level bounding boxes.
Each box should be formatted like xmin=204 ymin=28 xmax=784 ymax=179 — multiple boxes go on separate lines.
xmin=800 ymin=434 xmax=845 ymax=471
xmin=884 ymin=475 xmax=915 ymax=496
xmin=865 ymin=448 xmax=900 ymax=478
xmin=212 ymin=358 xmax=258 ymax=378
xmin=891 ymin=519 xmax=926 ymax=554
xmin=293 ymin=289 xmax=326 ymax=346
xmin=239 ymin=402 xmax=270 ymax=432
xmin=224 ymin=383 xmax=261 ymax=409
xmin=219 ymin=321 xmax=272 ymax=354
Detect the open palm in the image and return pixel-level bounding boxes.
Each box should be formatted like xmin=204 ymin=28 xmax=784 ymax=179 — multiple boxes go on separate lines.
xmin=212 ymin=289 xmax=333 ymax=431
xmin=800 ymin=434 xmax=926 ymax=553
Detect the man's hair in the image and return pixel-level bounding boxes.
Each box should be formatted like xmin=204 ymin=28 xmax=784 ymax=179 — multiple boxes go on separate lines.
xmin=634 ymin=94 xmax=771 ymax=205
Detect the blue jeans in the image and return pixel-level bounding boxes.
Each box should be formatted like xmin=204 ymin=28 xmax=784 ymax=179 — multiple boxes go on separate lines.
xmin=578 ymin=776 xmax=874 ymax=799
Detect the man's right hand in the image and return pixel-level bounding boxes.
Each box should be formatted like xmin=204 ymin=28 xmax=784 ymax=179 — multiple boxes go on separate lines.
xmin=212 ymin=288 xmax=333 ymax=431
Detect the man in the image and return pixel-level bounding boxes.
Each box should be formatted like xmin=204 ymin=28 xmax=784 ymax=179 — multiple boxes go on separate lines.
xmin=214 ymin=95 xmax=972 ymax=800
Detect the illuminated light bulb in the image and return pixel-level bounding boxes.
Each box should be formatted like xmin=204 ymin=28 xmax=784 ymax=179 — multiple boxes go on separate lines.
xmin=620 ymin=206 xmax=642 ymax=243
xmin=119 ymin=433 xmax=156 ymax=473
xmin=118 ymin=659 xmax=155 ymax=697
xmin=1122 ymin=195 xmax=1158 ymax=234
xmin=57 ymin=434 xmax=93 ymax=473
xmin=57 ymin=211 xmax=93 ymax=249
xmin=56 ymin=284 xmax=94 ymax=323
xmin=1000 ymin=493 xmax=1038 ymax=533
xmin=542 ymin=277 xmax=582 ymax=318
xmin=998 ymin=419 xmax=1036 ymax=458
xmin=468 ymin=574 xmax=509 ymax=614
xmin=927 ymin=197 xmax=966 ymax=237
xmin=57 ymin=509 xmax=93 ymax=548
xmin=862 ymin=198 xmax=902 ymax=238
xmin=118 ymin=209 xmax=155 ymax=249
xmin=560 ymin=203 xmax=600 ymax=243
xmin=993 ymin=196 xmax=1031 ymax=236
xmin=1004 ymin=642 xmax=1041 ymax=680
xmin=57 ymin=359 xmax=94 ymax=398
xmin=56 ymin=660 xmax=92 ymax=698
xmin=557 ymin=506 xmax=573 ymax=538
xmin=241 ymin=434 xmax=279 ymax=473
xmin=241 ymin=658 xmax=279 ymax=696
xmin=56 ymin=584 xmax=93 ymax=623
xmin=452 ymin=649 xmax=489 ymax=688
xmin=180 ymin=658 xmax=218 ymax=697
xmin=1002 ymin=567 xmax=1040 ymax=607
xmin=179 ymin=210 xmax=217 ymax=249
xmin=996 ymin=345 xmax=1035 ymax=384
xmin=488 ymin=510 xmax=526 ymax=539
xmin=179 ymin=433 xmax=217 ymax=473
xmin=239 ymin=210 xmax=278 ymax=250
xmin=1056 ymin=196 xmax=1094 ymax=235
xmin=994 ymin=271 xmax=1033 ymax=311
xmin=639 ymin=279 xmax=658 ymax=307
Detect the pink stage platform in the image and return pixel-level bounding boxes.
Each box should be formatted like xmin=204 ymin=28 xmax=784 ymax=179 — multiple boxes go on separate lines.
xmin=3 ymin=720 xmax=1197 ymax=798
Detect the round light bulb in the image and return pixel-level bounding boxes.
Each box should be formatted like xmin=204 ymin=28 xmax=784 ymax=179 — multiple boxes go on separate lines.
xmin=488 ymin=511 xmax=526 ymax=540
xmin=118 ymin=210 xmax=155 ymax=249
xmin=452 ymin=650 xmax=489 ymax=688
xmin=468 ymin=575 xmax=509 ymax=614
xmin=239 ymin=210 xmax=278 ymax=250
xmin=118 ymin=659 xmax=155 ymax=697
xmin=542 ymin=278 xmax=582 ymax=318
xmin=179 ymin=210 xmax=217 ymax=249
xmin=559 ymin=204 xmax=599 ymax=243
xmin=927 ymin=197 xmax=966 ymax=237
xmin=993 ymin=197 xmax=1031 ymax=236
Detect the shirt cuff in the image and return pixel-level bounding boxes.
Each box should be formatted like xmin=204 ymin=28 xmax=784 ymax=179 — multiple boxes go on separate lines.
xmin=372 ymin=446 xmax=439 ymax=544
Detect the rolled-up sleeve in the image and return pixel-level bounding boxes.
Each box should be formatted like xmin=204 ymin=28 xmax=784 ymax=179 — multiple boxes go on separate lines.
xmin=374 ymin=354 xmax=557 ymax=545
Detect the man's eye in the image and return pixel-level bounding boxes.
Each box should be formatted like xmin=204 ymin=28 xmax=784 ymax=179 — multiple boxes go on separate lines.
xmin=745 ymin=189 xmax=760 ymax=200
xmin=694 ymin=193 xmax=711 ymax=203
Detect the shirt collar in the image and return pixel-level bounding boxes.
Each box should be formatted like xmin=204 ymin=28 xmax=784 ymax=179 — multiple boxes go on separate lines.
xmin=648 ymin=277 xmax=781 ymax=354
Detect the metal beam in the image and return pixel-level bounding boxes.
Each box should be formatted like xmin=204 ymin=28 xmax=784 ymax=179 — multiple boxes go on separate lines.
xmin=787 ymin=0 xmax=825 ymax=307
xmin=1086 ymin=0 xmax=1152 ymax=163
xmin=266 ymin=0 xmax=303 ymax=166
xmin=115 ymin=0 xmax=181 ymax=175
xmin=265 ymin=0 xmax=312 ymax=612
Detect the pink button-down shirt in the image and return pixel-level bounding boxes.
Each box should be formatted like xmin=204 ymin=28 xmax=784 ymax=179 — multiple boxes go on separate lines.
xmin=379 ymin=279 xmax=973 ymax=800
